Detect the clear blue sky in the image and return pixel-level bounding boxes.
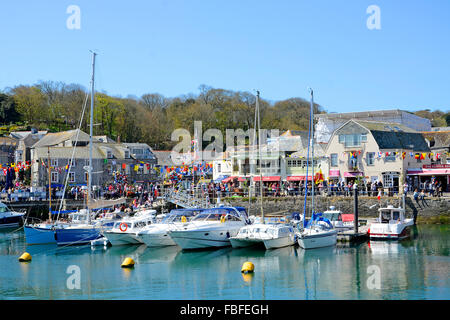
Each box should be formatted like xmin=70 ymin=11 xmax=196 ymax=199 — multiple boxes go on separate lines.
xmin=0 ymin=0 xmax=449 ymax=113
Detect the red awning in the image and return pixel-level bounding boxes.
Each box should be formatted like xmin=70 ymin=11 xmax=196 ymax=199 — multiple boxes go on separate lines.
xmin=286 ymin=176 xmax=312 ymax=181
xmin=222 ymin=176 xmax=235 ymax=183
xmin=253 ymin=176 xmax=281 ymax=182
xmin=329 ymin=169 xmax=340 ymax=177
xmin=237 ymin=177 xmax=248 ymax=182
xmin=407 ymin=169 xmax=449 ymax=176
xmin=344 ymin=172 xmax=364 ymax=178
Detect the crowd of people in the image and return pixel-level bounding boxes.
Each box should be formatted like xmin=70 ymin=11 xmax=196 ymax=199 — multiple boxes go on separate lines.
xmin=0 ymin=175 xmax=446 ymax=203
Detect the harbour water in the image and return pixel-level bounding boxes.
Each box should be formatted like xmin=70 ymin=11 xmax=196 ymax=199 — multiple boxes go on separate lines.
xmin=0 ymin=225 xmax=448 ymax=300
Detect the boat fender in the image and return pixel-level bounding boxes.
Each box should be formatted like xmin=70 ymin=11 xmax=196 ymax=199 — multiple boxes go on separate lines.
xmin=119 ymin=223 xmax=128 ymax=232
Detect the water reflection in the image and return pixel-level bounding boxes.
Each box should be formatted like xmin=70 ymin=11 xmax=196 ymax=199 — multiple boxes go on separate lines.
xmin=0 ymin=226 xmax=448 ymax=299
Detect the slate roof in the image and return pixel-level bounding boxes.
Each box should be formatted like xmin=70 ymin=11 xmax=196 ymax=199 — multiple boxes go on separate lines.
xmin=32 ymin=129 xmax=93 ymax=148
xmin=34 ymin=145 xmax=105 ymax=159
xmin=341 ymin=120 xmax=431 ymax=152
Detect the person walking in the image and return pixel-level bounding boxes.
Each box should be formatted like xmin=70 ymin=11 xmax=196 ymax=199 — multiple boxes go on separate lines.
xmin=413 ymin=188 xmax=421 ymax=208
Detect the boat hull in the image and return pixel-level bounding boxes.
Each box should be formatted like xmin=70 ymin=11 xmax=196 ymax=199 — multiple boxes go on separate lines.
xmin=229 ymin=237 xmax=263 ymax=248
xmin=298 ymin=229 xmax=337 ymax=249
xmin=263 ymin=235 xmax=296 ymax=250
xmin=138 ymin=232 xmax=176 ymax=247
xmin=55 ymin=227 xmax=101 ymax=246
xmin=169 ymin=229 xmax=238 ymax=250
xmin=24 ymin=225 xmax=56 ymax=245
xmin=369 ymin=219 xmax=414 ymax=241
xmin=0 ymin=214 xmax=24 ymax=228
xmin=103 ymin=231 xmax=143 ymax=246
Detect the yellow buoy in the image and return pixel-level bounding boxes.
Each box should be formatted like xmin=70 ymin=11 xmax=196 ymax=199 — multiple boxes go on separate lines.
xmin=241 ymin=261 xmax=254 ymax=273
xmin=18 ymin=252 xmax=32 ymax=262
xmin=121 ymin=257 xmax=135 ymax=268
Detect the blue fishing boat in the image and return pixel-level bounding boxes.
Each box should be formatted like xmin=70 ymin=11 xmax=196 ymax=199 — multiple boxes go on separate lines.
xmin=0 ymin=202 xmax=25 ymax=229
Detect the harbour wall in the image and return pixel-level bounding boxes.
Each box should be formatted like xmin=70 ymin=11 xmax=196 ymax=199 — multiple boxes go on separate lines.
xmin=223 ymin=195 xmax=450 ymax=223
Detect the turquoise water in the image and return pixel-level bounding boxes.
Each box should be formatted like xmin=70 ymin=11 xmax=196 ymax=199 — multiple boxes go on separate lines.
xmin=0 ymin=225 xmax=448 ymax=300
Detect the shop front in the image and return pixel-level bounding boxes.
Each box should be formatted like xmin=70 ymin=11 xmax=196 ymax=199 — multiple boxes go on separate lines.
xmin=343 ymin=171 xmax=364 ymax=183
xmin=252 ymin=176 xmax=282 ymax=196
xmin=328 ymin=169 xmax=340 ymax=183
xmin=407 ymin=164 xmax=450 ymax=192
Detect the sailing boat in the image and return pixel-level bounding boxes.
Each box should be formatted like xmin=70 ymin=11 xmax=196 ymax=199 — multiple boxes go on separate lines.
xmin=54 ymin=52 xmax=104 ymax=245
xmin=230 ymin=91 xmax=296 ymax=250
xmin=24 ymin=148 xmax=69 ymax=245
xmin=297 ymin=88 xmax=337 ymax=249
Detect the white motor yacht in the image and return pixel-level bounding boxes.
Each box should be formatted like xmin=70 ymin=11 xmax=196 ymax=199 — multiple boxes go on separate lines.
xmin=230 ymin=223 xmax=296 ymax=249
xmin=168 ymin=206 xmax=249 ymax=250
xmin=103 ymin=209 xmax=157 ymax=245
xmin=136 ymin=208 xmax=203 ymax=247
xmin=368 ymin=205 xmax=413 ymax=240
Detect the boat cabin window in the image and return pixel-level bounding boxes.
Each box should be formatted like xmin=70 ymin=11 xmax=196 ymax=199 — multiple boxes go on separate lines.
xmin=380 ymin=211 xmax=391 ymax=223
xmin=392 ymin=211 xmax=400 ymax=220
xmin=0 ymin=205 xmax=9 ymax=213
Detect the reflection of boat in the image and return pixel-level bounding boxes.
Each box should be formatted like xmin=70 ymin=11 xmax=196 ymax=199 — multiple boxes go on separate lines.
xmin=138 ymin=245 xmax=180 ymax=264
xmin=368 ymin=241 xmax=408 ymax=255
xmin=369 ymin=205 xmax=414 ymax=240
xmin=0 ymin=202 xmax=25 ymax=228
xmin=103 ymin=210 xmax=156 ymax=245
xmin=136 ymin=208 xmax=203 ymax=247
xmin=295 ymin=245 xmax=336 ymax=260
xmin=173 ymin=247 xmax=232 ymax=265
xmin=168 ymin=207 xmax=249 ymax=250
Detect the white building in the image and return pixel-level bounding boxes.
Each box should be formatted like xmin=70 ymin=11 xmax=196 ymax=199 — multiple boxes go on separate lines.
xmin=315 ymin=110 xmax=431 ymax=143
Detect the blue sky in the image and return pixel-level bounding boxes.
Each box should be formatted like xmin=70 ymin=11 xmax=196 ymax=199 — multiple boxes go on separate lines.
xmin=0 ymin=0 xmax=449 ymax=113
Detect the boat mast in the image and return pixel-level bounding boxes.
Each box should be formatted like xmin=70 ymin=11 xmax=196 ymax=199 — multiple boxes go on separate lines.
xmin=88 ymin=51 xmax=96 ymax=224
xmin=256 ymin=91 xmax=264 ymax=223
xmin=48 ymin=146 xmax=52 ymax=222
xmin=309 ymin=88 xmax=315 ymax=215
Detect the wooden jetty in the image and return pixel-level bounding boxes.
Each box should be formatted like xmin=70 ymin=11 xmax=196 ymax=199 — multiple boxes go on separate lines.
xmin=337 ymin=225 xmax=369 ymax=242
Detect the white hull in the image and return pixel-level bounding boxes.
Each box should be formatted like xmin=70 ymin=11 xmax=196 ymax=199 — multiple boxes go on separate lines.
xmin=298 ymin=229 xmax=337 ymax=249
xmin=229 ymin=237 xmax=263 ymax=248
xmin=169 ymin=228 xmax=240 ymax=250
xmin=139 ymin=232 xmax=176 ymax=247
xmin=369 ymin=219 xmax=414 ymax=241
xmin=103 ymin=231 xmax=142 ymax=246
xmin=263 ymin=234 xmax=296 ymax=250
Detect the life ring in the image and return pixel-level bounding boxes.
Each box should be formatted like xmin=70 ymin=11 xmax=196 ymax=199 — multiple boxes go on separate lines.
xmin=220 ymin=215 xmax=226 ymax=223
xmin=181 ymin=216 xmax=187 ymax=223
xmin=119 ymin=222 xmax=128 ymax=232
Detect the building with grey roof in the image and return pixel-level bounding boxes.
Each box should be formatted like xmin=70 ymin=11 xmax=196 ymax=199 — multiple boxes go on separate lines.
xmin=30 ymin=130 xmax=158 ymax=188
xmin=315 ymin=110 xmax=432 ymax=143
